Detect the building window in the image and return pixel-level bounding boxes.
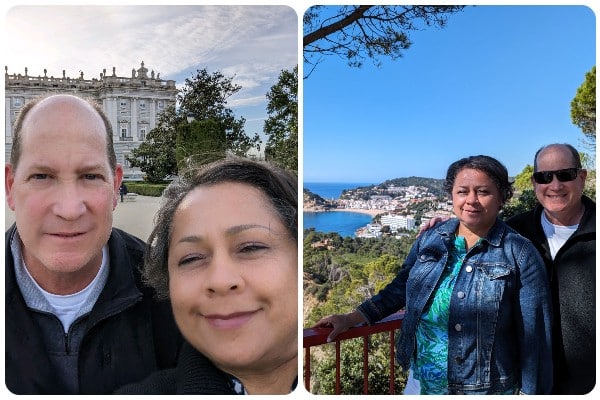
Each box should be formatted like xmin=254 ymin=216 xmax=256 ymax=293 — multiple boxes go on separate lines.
xmin=13 ymin=97 xmax=23 ymax=107
xmin=122 ymin=152 xmax=131 ymax=167
xmin=120 ymin=100 xmax=128 ymax=107
xmin=157 ymin=100 xmax=164 ymax=109
xmin=139 ymin=101 xmax=146 ymax=109
xmin=139 ymin=128 xmax=146 ymax=141
xmin=120 ymin=126 xmax=131 ymax=141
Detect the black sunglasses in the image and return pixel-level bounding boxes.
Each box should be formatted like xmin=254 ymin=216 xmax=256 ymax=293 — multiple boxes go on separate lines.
xmin=532 ymin=168 xmax=580 ymax=184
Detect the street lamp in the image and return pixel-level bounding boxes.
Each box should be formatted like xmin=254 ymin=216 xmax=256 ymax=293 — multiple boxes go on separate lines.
xmin=186 ymin=112 xmax=195 ymax=124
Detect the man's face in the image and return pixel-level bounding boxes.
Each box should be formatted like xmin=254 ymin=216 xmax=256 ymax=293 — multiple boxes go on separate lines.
xmin=532 ymin=145 xmax=586 ymax=220
xmin=5 ymin=96 xmax=122 ymax=288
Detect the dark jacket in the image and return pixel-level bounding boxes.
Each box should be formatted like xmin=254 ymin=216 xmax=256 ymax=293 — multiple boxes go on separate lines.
xmin=5 ymin=225 xmax=182 ymax=395
xmin=115 ymin=341 xmax=236 ymax=395
xmin=507 ymin=195 xmax=596 ymax=395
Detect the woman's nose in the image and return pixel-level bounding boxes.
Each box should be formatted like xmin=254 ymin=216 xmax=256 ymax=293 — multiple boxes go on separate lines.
xmin=205 ymin=256 xmax=245 ymax=295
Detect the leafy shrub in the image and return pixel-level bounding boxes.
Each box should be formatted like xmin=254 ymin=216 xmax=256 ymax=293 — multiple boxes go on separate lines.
xmin=125 ymin=183 xmax=168 ymax=197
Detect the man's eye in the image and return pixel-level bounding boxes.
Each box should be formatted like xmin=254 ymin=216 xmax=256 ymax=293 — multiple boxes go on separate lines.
xmin=84 ymin=174 xmax=100 ymax=180
xmin=31 ymin=174 xmax=48 ymax=180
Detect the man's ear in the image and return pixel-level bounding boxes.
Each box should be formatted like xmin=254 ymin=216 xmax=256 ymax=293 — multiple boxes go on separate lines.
xmin=113 ymin=164 xmax=124 ymax=209
xmin=5 ymin=164 xmax=17 ymax=211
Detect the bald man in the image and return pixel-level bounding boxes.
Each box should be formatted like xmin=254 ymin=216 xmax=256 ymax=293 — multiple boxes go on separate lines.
xmin=5 ymin=94 xmax=181 ymax=394
xmin=507 ymin=143 xmax=595 ymax=395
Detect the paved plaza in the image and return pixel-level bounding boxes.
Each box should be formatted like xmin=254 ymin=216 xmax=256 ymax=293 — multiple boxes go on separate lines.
xmin=5 ymin=195 xmax=163 ymax=242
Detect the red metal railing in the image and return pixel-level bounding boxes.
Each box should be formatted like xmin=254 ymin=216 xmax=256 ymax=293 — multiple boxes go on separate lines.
xmin=303 ymin=311 xmax=405 ymax=394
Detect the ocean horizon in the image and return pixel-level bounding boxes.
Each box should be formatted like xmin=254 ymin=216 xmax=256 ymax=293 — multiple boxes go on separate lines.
xmin=304 ymin=181 xmax=375 ymax=200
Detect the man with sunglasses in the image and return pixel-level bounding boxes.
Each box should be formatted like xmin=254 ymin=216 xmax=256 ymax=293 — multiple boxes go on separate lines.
xmin=507 ymin=143 xmax=595 ymax=395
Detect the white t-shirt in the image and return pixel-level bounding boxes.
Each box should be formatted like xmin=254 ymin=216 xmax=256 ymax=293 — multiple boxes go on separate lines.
xmin=22 ymin=246 xmax=109 ymax=332
xmin=541 ymin=211 xmax=578 ymax=259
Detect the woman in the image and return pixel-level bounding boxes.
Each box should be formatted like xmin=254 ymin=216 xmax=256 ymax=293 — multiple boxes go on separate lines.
xmin=313 ymin=155 xmax=552 ymax=394
xmin=117 ymin=156 xmax=298 ymax=394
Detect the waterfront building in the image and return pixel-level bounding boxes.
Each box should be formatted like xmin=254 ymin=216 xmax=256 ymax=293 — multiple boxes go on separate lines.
xmin=5 ymin=62 xmax=178 ymax=180
xmin=380 ymin=214 xmax=416 ymax=231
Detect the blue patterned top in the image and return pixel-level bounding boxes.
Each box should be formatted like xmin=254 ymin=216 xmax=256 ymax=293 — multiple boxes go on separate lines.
xmin=413 ymin=235 xmax=468 ymax=394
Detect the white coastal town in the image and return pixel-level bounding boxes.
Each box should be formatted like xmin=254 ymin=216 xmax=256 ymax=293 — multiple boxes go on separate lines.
xmin=304 ymin=181 xmax=456 ymax=238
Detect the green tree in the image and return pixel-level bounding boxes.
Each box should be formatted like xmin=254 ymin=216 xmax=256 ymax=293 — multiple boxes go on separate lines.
xmin=513 ymin=164 xmax=534 ymax=193
xmin=126 ymin=104 xmax=178 ymax=182
xmin=580 ymin=152 xmax=596 ymax=201
xmin=178 ymin=68 xmax=261 ymax=156
xmin=303 ymin=5 xmax=466 ymax=76
xmin=264 ymin=65 xmax=298 ymax=172
xmin=501 ymin=189 xmax=538 ymax=220
xmin=127 ymin=69 xmax=262 ymax=181
xmin=571 ymin=65 xmax=596 ymax=151
xmin=176 ymin=119 xmax=226 ymax=168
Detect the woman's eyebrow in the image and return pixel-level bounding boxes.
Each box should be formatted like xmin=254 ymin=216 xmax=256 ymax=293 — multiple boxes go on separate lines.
xmin=174 ymin=224 xmax=273 ymax=244
xmin=225 ymin=224 xmax=272 ymax=236
xmin=175 ymin=234 xmax=204 ymax=244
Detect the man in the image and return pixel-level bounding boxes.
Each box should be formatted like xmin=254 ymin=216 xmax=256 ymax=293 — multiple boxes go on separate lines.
xmin=5 ymin=94 xmax=181 ymax=394
xmin=507 ymin=143 xmax=595 ymax=395
xmin=119 ymin=182 xmax=128 ymax=202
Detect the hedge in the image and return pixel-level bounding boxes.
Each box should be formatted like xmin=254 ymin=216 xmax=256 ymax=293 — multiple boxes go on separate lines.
xmin=124 ymin=183 xmax=168 ymax=197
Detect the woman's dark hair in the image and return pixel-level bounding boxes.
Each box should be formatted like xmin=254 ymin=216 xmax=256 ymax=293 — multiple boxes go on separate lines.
xmin=143 ymin=155 xmax=298 ymax=299
xmin=444 ymin=155 xmax=514 ymax=204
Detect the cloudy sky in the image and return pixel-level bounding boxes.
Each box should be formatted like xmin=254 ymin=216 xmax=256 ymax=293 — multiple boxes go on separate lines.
xmin=4 ymin=4 xmax=298 ymax=145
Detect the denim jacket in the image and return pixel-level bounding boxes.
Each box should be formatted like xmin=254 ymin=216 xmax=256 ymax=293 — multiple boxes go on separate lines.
xmin=357 ymin=218 xmax=553 ymax=394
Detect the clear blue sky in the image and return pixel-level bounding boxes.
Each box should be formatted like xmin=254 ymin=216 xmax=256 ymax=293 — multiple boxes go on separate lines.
xmin=303 ymin=5 xmax=596 ymax=183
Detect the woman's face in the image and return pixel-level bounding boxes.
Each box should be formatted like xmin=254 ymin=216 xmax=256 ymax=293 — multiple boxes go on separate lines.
xmin=167 ymin=182 xmax=297 ymax=378
xmin=452 ymin=168 xmax=503 ymax=234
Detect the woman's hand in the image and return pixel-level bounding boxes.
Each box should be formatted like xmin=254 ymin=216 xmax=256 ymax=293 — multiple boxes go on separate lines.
xmin=416 ymin=215 xmax=448 ymax=237
xmin=312 ymin=311 xmax=367 ymax=342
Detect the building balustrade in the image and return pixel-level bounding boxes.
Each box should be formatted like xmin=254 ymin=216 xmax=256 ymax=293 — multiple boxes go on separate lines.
xmin=5 ymin=71 xmax=176 ymax=90
xmin=303 ymin=311 xmax=405 ymax=395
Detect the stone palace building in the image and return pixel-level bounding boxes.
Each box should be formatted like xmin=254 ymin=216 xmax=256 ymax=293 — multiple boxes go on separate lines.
xmin=4 ymin=61 xmax=178 ymax=180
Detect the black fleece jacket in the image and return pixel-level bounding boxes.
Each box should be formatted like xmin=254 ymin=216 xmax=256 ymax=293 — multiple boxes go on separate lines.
xmin=507 ymin=196 xmax=596 ymax=394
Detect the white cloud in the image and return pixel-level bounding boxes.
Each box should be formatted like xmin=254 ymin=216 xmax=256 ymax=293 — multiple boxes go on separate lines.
xmin=5 ymin=5 xmax=297 ymax=136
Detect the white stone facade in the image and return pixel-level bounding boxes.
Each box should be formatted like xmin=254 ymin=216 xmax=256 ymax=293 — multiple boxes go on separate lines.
xmin=380 ymin=214 xmax=416 ymax=231
xmin=5 ymin=62 xmax=178 ymax=180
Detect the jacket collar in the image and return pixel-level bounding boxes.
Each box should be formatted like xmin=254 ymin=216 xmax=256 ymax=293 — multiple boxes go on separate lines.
xmin=175 ymin=342 xmax=234 ymax=394
xmin=532 ymin=195 xmax=596 ymax=236
xmin=434 ymin=217 xmax=506 ymax=247
xmin=577 ymin=195 xmax=596 ymax=235
xmin=5 ymin=224 xmax=142 ymax=320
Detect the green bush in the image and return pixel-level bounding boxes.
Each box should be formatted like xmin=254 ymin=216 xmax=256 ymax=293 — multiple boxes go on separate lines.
xmin=124 ymin=182 xmax=168 ymax=197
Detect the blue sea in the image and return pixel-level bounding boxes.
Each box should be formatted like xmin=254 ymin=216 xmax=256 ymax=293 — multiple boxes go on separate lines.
xmin=304 ymin=181 xmax=374 ymax=200
xmin=303 ymin=182 xmax=375 ymax=237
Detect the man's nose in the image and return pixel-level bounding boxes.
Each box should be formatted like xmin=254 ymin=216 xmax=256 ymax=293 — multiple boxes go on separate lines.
xmin=52 ymin=184 xmax=86 ymax=220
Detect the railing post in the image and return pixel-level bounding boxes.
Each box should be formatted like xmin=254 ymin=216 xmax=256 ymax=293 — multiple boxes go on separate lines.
xmin=363 ymin=336 xmax=369 ymax=394
xmin=305 ymin=347 xmax=311 ymax=392
xmin=389 ymin=330 xmax=395 ymax=394
xmin=335 ymin=340 xmax=341 ymax=394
